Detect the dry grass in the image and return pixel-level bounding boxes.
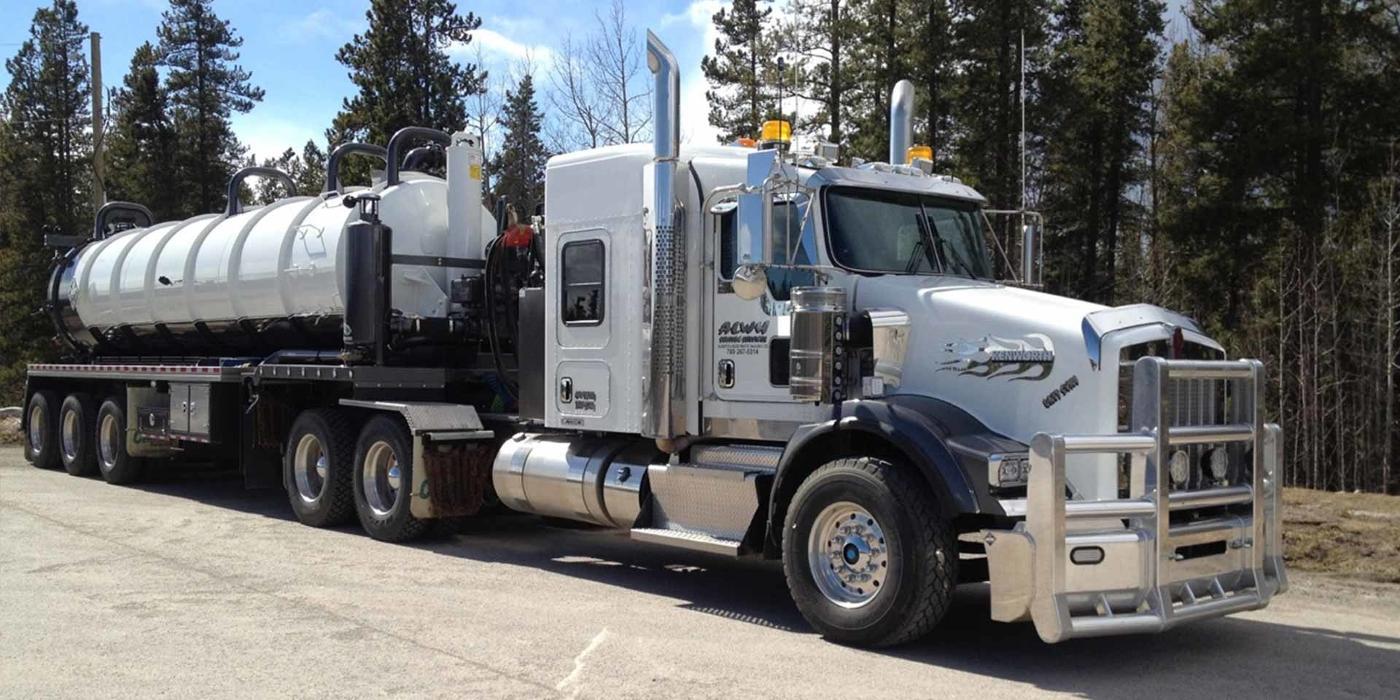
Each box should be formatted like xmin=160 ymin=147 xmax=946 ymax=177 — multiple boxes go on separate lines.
xmin=1284 ymin=487 xmax=1400 ymax=584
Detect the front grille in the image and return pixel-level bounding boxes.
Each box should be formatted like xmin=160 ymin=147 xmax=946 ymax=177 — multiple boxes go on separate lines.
xmin=1118 ymin=341 xmax=1246 ymax=494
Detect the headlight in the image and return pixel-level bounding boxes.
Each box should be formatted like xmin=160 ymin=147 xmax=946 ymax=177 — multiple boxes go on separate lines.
xmin=989 ymin=453 xmax=1031 ymax=488
xmin=1205 ymin=447 xmax=1229 ymax=482
xmin=1169 ymin=450 xmax=1190 ymax=487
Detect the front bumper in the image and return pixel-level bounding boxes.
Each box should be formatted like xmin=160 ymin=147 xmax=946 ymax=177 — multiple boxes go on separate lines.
xmin=982 ymin=357 xmax=1288 ymax=643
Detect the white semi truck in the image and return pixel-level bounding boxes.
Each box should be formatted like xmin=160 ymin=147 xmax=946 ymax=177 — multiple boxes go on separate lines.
xmin=21 ymin=33 xmax=1286 ymax=646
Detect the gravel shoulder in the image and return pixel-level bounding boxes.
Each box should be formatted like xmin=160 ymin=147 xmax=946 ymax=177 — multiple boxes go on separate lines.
xmin=2 ymin=447 xmax=1398 ymax=699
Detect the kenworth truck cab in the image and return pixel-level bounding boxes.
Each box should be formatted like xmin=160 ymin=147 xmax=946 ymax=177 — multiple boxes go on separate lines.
xmin=22 ymin=32 xmax=1285 ymax=647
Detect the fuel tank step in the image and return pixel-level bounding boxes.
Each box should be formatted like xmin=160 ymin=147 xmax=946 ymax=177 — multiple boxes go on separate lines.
xmin=630 ymin=527 xmax=742 ymax=556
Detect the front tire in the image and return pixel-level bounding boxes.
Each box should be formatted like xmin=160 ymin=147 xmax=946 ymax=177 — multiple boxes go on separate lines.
xmin=59 ymin=393 xmax=99 ymax=476
xmin=782 ymin=457 xmax=957 ymax=647
xmin=24 ymin=390 xmax=61 ymax=469
xmin=95 ymin=397 xmax=143 ymax=485
xmin=283 ymin=408 xmax=357 ymax=528
xmin=352 ymin=415 xmax=427 ymax=542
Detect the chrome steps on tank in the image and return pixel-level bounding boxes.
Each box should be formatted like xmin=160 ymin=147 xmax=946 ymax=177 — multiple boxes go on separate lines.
xmin=629 ymin=444 xmax=782 ymax=557
xmin=630 ymin=528 xmax=742 ymax=556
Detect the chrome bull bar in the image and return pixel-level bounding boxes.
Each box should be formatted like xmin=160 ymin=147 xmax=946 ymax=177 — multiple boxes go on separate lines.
xmin=983 ymin=357 xmax=1288 ymax=643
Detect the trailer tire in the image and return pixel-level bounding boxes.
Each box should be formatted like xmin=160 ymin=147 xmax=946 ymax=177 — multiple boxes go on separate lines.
xmin=352 ymin=415 xmax=427 ymax=543
xmin=284 ymin=409 xmax=358 ymax=528
xmin=96 ymin=397 xmax=143 ymax=485
xmin=24 ymin=390 xmax=61 ymax=469
xmin=781 ymin=457 xmax=957 ymax=648
xmin=59 ymin=393 xmax=99 ymax=476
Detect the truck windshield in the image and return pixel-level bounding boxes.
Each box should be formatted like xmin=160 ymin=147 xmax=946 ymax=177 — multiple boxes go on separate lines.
xmin=825 ymin=188 xmax=992 ymax=279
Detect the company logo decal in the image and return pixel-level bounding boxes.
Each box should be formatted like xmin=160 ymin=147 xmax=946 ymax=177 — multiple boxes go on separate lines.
xmin=717 ymin=319 xmax=770 ymax=357
xmin=940 ymin=334 xmax=1055 ymax=381
xmin=717 ymin=320 xmax=769 ymax=337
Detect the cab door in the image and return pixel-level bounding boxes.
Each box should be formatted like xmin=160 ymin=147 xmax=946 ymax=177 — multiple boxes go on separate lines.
xmin=704 ymin=196 xmax=817 ymax=403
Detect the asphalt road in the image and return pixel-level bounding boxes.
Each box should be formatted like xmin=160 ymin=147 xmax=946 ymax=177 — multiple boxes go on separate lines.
xmin=2 ymin=446 xmax=1398 ymax=699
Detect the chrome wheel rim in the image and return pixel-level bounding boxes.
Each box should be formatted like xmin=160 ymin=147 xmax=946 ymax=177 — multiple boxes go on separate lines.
xmin=60 ymin=407 xmax=80 ymax=462
xmin=293 ymin=433 xmax=327 ymax=504
xmin=362 ymin=440 xmax=402 ymax=517
xmin=98 ymin=413 xmax=120 ymax=471
xmin=27 ymin=404 xmax=45 ymax=453
xmin=808 ymin=501 xmax=890 ymax=608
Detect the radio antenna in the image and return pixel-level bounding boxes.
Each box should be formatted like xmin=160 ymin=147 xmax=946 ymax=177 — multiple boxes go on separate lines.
xmin=1020 ymin=30 xmax=1027 ymax=212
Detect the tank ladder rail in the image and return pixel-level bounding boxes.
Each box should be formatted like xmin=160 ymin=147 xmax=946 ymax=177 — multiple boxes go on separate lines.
xmin=1024 ymin=357 xmax=1287 ymax=643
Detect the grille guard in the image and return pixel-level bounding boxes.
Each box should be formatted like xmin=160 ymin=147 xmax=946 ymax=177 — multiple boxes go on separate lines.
xmin=983 ymin=357 xmax=1288 ymax=643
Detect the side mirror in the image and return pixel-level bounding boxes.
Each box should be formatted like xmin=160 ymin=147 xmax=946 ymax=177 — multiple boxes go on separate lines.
xmin=732 ymin=263 xmax=768 ymax=301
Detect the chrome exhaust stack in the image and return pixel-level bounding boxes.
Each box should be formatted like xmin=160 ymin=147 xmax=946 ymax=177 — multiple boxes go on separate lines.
xmin=643 ymin=30 xmax=686 ymax=445
xmin=889 ymin=79 xmax=914 ymax=165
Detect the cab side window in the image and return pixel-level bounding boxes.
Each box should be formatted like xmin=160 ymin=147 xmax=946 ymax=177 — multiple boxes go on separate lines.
xmin=718 ymin=205 xmax=738 ymax=280
xmin=561 ymin=239 xmax=605 ymax=325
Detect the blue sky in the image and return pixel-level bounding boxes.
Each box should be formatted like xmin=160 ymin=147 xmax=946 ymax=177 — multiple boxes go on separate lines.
xmin=0 ymin=0 xmax=732 ymax=157
xmin=2 ymin=0 xmax=1190 ymax=159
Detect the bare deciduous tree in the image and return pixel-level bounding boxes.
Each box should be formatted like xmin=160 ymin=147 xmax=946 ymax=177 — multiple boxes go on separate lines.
xmin=588 ymin=0 xmax=650 ymax=144
xmin=547 ymin=34 xmax=608 ymax=150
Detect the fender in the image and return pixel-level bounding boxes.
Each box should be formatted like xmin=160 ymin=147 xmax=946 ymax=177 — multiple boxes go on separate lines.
xmin=765 ymin=395 xmax=1016 ymax=552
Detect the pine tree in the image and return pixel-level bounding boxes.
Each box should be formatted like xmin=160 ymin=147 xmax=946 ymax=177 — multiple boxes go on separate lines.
xmin=785 ymin=0 xmax=859 ymax=148
xmin=157 ymin=0 xmax=264 ymax=215
xmin=1155 ymin=0 xmax=1400 ymax=492
xmin=330 ymin=0 xmax=485 ymax=147
xmin=1038 ymin=0 xmax=1165 ymax=303
xmin=106 ymin=42 xmax=179 ymax=221
xmin=253 ymin=141 xmax=327 ymax=203
xmin=0 ymin=0 xmax=91 ymax=400
xmin=844 ymin=0 xmax=914 ymax=161
xmin=490 ymin=74 xmax=548 ymax=219
xmin=950 ymin=0 xmax=1048 ymax=212
xmin=911 ymin=0 xmax=954 ymax=167
xmin=701 ymin=0 xmax=778 ymax=143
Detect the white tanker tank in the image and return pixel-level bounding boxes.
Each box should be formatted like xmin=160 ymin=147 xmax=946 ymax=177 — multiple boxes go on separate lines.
xmin=50 ymin=128 xmax=493 ymax=356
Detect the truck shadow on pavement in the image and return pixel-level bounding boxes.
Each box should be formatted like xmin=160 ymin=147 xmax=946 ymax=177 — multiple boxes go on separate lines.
xmin=130 ymin=467 xmax=1400 ymax=698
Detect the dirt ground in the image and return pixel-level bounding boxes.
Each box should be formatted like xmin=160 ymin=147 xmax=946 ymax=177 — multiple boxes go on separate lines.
xmin=1284 ymin=487 xmax=1400 ymax=583
xmin=2 ymin=448 xmax=1398 ymax=699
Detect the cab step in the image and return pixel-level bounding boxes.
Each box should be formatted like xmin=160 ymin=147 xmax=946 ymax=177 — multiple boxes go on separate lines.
xmin=630 ymin=527 xmax=742 ymax=556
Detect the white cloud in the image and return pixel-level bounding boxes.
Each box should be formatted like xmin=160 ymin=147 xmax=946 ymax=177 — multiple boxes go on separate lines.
xmin=454 ymin=28 xmax=555 ymax=73
xmin=278 ymin=8 xmax=364 ymax=44
xmin=676 ymin=1 xmax=723 ymax=145
xmin=232 ymin=114 xmax=321 ymax=162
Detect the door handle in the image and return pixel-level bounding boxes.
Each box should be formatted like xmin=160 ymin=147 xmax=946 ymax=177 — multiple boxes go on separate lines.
xmin=718 ymin=359 xmax=735 ymax=389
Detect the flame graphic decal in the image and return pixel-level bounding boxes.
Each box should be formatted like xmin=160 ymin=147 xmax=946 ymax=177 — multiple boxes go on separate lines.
xmin=939 ymin=334 xmax=1055 ymax=381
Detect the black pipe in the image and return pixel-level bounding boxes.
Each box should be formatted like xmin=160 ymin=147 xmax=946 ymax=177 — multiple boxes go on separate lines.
xmin=384 ymin=127 xmax=451 ymax=186
xmin=401 ymin=145 xmax=442 ymax=173
xmin=93 ymin=201 xmax=154 ymax=240
xmin=323 ymin=142 xmax=387 ymax=193
xmin=226 ymin=166 xmax=297 ymax=216
xmin=341 ymin=194 xmax=392 ymax=365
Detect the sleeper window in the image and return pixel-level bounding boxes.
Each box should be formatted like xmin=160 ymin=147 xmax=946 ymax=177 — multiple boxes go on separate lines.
xmin=561 ymin=240 xmax=605 ymax=325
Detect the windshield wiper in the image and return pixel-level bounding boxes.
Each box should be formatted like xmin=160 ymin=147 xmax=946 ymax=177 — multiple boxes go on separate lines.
xmin=909 ymin=215 xmax=941 ymax=273
xmin=919 ymin=212 xmax=978 ymax=279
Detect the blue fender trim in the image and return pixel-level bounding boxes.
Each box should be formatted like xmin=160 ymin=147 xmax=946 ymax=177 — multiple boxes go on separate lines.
xmin=764 ymin=394 xmax=1014 ymax=552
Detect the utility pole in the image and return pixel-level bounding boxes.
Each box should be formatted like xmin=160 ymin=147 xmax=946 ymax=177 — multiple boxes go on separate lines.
xmin=90 ymin=31 xmax=105 ymax=213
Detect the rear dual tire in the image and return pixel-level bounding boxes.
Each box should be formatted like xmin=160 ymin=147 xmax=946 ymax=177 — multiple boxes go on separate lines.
xmin=95 ymin=398 xmax=142 ymax=485
xmin=352 ymin=415 xmax=427 ymax=543
xmin=284 ymin=409 xmax=357 ymax=528
xmin=58 ymin=394 xmax=99 ymax=477
xmin=24 ymin=390 xmax=61 ymax=470
xmin=283 ymin=410 xmax=428 ymax=543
